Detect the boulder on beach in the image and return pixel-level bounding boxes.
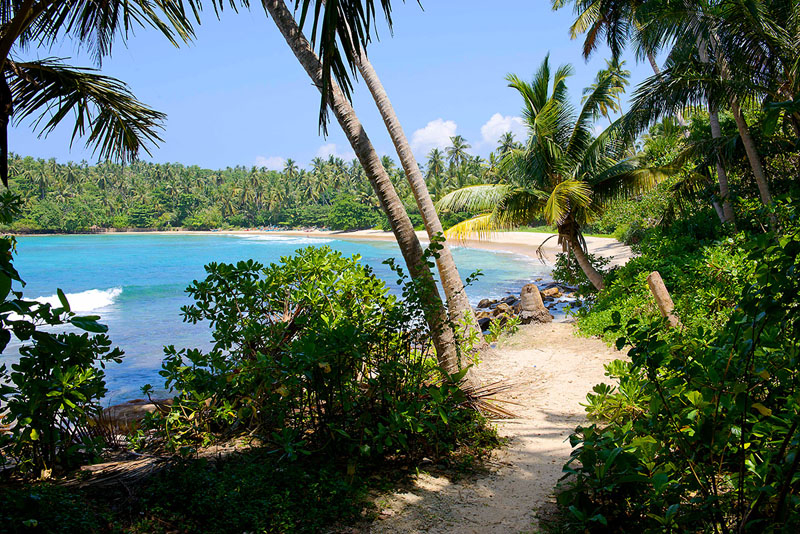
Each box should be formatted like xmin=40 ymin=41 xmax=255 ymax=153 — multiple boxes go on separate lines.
xmin=541 ymin=287 xmax=562 ymax=299
xmin=519 ymin=283 xmax=553 ymax=324
xmin=477 ymin=298 xmax=493 ymax=309
xmin=478 ymin=317 xmax=492 ymax=331
xmin=493 ymin=302 xmax=513 ymax=316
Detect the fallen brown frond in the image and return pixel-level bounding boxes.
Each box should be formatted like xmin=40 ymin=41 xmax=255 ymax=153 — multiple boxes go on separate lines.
xmin=462 ymin=380 xmax=519 ymax=419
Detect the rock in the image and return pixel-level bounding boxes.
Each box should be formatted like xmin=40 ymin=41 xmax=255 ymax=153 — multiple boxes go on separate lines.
xmin=519 ymin=283 xmax=553 ymax=324
xmin=476 ymin=310 xmax=491 ymax=319
xmin=501 ymin=295 xmax=517 ymax=305
xmin=477 ymin=298 xmax=493 ymax=309
xmin=478 ymin=317 xmax=492 ymax=331
xmin=541 ymin=287 xmax=562 ymax=299
xmin=493 ymin=302 xmax=513 ymax=316
xmin=101 ymin=399 xmax=171 ymax=431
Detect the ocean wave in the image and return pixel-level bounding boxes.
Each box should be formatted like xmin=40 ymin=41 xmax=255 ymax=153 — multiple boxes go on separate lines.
xmin=33 ymin=287 xmax=123 ymax=312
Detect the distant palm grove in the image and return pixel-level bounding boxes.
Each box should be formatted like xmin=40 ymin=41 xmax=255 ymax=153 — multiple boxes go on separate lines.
xmin=4 ymin=133 xmax=516 ymax=233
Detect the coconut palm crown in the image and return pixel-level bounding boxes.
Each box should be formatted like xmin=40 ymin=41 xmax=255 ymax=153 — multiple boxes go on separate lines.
xmin=437 ymin=54 xmax=662 ymax=290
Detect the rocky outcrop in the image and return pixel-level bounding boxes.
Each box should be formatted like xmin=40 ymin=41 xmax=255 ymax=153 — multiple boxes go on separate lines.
xmin=518 ymin=283 xmax=553 ymax=324
xmin=101 ymin=398 xmax=172 ymax=431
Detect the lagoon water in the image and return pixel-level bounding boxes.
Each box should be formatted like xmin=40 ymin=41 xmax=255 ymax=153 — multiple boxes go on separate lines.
xmin=4 ymin=234 xmax=550 ymax=402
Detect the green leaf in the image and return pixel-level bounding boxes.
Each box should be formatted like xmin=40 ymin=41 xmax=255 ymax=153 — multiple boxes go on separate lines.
xmin=57 ymin=288 xmax=70 ymax=312
xmin=70 ymin=316 xmax=108 ymax=333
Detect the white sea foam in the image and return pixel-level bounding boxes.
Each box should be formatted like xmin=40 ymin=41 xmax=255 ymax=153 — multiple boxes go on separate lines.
xmin=33 ymin=287 xmax=123 ymax=312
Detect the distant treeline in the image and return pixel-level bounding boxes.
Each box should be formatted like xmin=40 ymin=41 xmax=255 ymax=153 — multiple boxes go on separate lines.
xmin=3 ymin=134 xmax=517 ymax=233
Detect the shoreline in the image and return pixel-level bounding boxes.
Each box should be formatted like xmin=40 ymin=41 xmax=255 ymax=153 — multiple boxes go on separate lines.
xmin=13 ymin=228 xmax=633 ymax=266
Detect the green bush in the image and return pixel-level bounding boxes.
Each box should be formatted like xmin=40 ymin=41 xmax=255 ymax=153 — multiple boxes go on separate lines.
xmin=0 ymin=192 xmax=123 ymax=475
xmin=0 ymin=485 xmax=110 ymax=534
xmin=572 ymin=212 xmax=752 ymax=341
xmin=143 ymin=246 xmax=487 ymax=464
xmin=557 ymin=205 xmax=800 ymax=533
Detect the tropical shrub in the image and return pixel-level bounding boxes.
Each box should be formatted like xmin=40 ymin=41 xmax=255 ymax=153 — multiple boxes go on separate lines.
xmin=0 ymin=192 xmax=123 ymax=475
xmin=327 ymin=194 xmax=380 ymax=230
xmin=571 ymin=210 xmax=753 ymax=341
xmin=143 ymin=246 xmax=489 ymax=463
xmin=557 ymin=206 xmax=800 ymax=532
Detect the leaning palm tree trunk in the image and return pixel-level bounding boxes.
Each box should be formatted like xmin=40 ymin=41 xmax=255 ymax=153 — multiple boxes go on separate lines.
xmin=564 ymin=232 xmax=605 ymax=291
xmin=263 ymin=0 xmax=461 ymax=373
xmin=353 ymin=51 xmax=485 ymax=345
xmin=707 ymin=35 xmax=773 ymax=210
xmin=697 ymin=38 xmax=736 ymax=224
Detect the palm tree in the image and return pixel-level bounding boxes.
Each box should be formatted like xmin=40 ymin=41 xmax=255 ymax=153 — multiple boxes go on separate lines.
xmin=446 ymin=135 xmax=471 ymax=171
xmin=0 ymin=1 xmax=201 ymax=186
xmin=583 ymin=57 xmax=630 ymax=125
xmin=353 ymin=49 xmax=485 ymax=344
xmin=263 ymin=0 xmax=461 ymax=374
xmin=496 ymin=132 xmax=520 ymax=157
xmin=552 ymin=0 xmax=690 ymax=130
xmin=438 ymin=56 xmax=661 ymax=291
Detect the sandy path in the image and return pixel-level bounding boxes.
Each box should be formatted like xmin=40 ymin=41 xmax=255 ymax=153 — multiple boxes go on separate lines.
xmin=361 ymin=322 xmax=620 ymax=534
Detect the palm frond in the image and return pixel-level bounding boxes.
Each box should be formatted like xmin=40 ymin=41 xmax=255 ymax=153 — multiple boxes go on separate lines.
xmin=543 ymin=179 xmax=591 ymax=225
xmin=435 ymin=184 xmax=513 ymax=214
xmin=9 ymin=58 xmax=165 ymax=163
xmin=444 ymin=213 xmax=505 ymax=242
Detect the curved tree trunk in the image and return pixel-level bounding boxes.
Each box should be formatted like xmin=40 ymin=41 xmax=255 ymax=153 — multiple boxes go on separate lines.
xmin=264 ymin=0 xmax=462 ymax=374
xmin=564 ymin=231 xmax=605 ymax=291
xmin=729 ymin=99 xmax=772 ymax=207
xmin=708 ymin=108 xmax=736 ymax=225
xmin=353 ymin=51 xmax=485 ymax=346
xmin=697 ymin=38 xmax=735 ymax=225
xmin=707 ymin=34 xmax=774 ymax=210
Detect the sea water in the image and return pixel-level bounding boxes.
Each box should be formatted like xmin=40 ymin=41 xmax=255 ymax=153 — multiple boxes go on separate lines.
xmin=3 ymin=233 xmax=551 ymax=402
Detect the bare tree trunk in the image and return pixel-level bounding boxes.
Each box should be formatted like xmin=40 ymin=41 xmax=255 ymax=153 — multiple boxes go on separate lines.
xmin=565 ymin=233 xmax=605 ymax=291
xmin=647 ymin=51 xmax=689 ymax=133
xmin=707 ymin=34 xmax=774 ymax=210
xmin=729 ymin=99 xmax=772 ymax=207
xmin=354 ymin=51 xmax=485 ymax=346
xmin=697 ymin=39 xmax=735 ymax=225
xmin=264 ymin=0 xmax=461 ymax=373
xmin=708 ymin=108 xmax=736 ymax=225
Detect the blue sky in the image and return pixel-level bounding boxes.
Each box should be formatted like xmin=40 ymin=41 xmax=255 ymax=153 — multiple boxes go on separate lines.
xmin=10 ymin=1 xmax=658 ymax=170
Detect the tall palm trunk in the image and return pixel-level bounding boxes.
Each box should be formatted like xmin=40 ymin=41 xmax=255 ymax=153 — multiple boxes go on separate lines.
xmin=263 ymin=0 xmax=461 ymax=373
xmin=353 ymin=51 xmax=484 ymax=344
xmin=707 ymin=34 xmax=774 ymax=210
xmin=697 ymin=38 xmax=735 ymax=225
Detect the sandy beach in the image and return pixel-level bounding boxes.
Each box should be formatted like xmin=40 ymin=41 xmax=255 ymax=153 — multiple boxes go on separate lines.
xmin=83 ymin=228 xmax=633 ymax=267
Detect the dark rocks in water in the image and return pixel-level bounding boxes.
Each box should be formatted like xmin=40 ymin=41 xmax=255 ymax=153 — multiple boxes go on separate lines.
xmin=493 ymin=302 xmax=514 ymax=316
xmin=541 ymin=287 xmax=562 ymax=299
xmin=501 ymin=295 xmax=517 ymax=305
xmin=477 ymin=298 xmax=493 ymax=309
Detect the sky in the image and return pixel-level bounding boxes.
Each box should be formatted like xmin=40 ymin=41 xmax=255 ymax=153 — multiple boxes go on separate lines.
xmin=10 ymin=1 xmax=658 ymax=171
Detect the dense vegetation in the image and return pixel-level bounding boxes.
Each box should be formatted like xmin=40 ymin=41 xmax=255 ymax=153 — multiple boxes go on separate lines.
xmin=3 ymin=137 xmax=512 ymax=233
xmin=545 ymin=0 xmax=800 ymax=531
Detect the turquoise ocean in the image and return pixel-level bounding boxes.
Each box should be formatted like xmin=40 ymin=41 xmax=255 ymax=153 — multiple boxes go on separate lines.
xmin=3 ymin=234 xmax=550 ymax=402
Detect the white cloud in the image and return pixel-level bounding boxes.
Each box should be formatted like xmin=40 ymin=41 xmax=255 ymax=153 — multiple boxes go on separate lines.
xmin=410 ymin=119 xmax=458 ymax=155
xmin=480 ymin=113 xmax=526 ymax=147
xmin=315 ymin=143 xmax=355 ymax=160
xmin=255 ymin=155 xmax=286 ymax=170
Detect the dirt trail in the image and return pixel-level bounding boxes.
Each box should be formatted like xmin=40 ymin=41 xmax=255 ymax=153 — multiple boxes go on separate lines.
xmin=363 ymin=322 xmax=620 ymax=534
